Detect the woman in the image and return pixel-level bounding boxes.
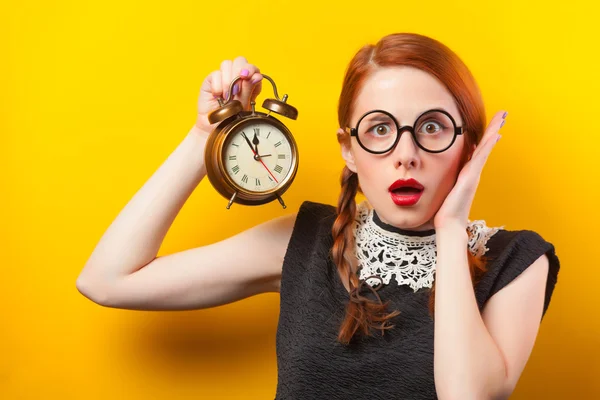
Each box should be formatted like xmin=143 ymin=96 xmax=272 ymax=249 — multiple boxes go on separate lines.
xmin=76 ymin=33 xmax=560 ymax=399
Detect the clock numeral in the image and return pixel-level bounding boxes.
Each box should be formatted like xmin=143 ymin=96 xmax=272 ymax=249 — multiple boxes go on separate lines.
xmin=274 ymin=165 xmax=283 ymax=174
xmin=232 ymin=143 xmax=239 ymax=147
xmin=232 ymin=165 xmax=240 ymax=175
xmin=254 ymin=128 xmax=260 ymax=136
xmin=274 ymin=141 xmax=282 ymax=148
xmin=242 ymin=174 xmax=248 ymax=184
xmin=267 ymin=131 xmax=271 ymax=139
xmin=268 ymin=176 xmax=274 ymax=182
xmin=278 ymin=154 xmax=286 ymax=159
xmin=255 ymin=178 xmax=261 ymax=186
xmin=229 ymin=155 xmax=237 ymax=161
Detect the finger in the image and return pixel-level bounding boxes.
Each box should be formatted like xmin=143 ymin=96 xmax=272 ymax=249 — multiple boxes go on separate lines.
xmin=207 ymin=70 xmax=223 ymax=99
xmin=229 ymin=56 xmax=248 ymax=99
xmin=249 ymin=74 xmax=263 ymax=105
xmin=232 ymin=60 xmax=258 ymax=106
xmin=471 ymin=120 xmax=503 ymax=173
xmin=237 ymin=66 xmax=261 ymax=107
xmin=220 ymin=59 xmax=233 ymax=100
xmin=472 ymin=110 xmax=507 ymax=160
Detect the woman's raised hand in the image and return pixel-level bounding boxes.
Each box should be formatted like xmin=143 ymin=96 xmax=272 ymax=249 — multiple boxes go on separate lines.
xmin=195 ymin=56 xmax=263 ymax=134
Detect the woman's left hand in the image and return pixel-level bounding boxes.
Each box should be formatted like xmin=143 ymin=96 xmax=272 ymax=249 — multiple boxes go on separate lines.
xmin=432 ymin=110 xmax=508 ymax=231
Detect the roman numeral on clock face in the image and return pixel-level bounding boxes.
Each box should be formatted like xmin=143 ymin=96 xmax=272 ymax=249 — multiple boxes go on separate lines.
xmin=232 ymin=165 xmax=240 ymax=174
xmin=255 ymin=178 xmax=261 ymax=186
xmin=274 ymin=141 xmax=282 ymax=147
xmin=254 ymin=128 xmax=260 ymax=136
xmin=242 ymin=174 xmax=248 ymax=183
xmin=274 ymin=165 xmax=283 ymax=174
xmin=278 ymin=154 xmax=286 ymax=159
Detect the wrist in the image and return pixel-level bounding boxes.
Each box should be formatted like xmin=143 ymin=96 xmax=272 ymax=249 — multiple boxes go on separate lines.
xmin=435 ymin=222 xmax=468 ymax=240
xmin=188 ymin=125 xmax=212 ymax=141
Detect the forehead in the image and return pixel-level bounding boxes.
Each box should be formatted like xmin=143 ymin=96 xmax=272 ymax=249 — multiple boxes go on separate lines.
xmin=352 ymin=66 xmax=462 ymax=125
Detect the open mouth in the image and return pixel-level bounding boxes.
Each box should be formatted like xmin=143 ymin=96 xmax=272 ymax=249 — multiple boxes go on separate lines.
xmin=390 ymin=187 xmax=423 ymax=195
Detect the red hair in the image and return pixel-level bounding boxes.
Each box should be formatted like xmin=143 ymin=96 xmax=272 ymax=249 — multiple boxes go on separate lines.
xmin=332 ymin=33 xmax=489 ymax=345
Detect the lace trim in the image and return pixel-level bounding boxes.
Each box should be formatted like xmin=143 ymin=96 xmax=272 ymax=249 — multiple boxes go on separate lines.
xmin=352 ymin=200 xmax=504 ymax=292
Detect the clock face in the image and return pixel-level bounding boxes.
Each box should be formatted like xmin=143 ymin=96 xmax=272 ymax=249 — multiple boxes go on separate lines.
xmin=223 ymin=121 xmax=294 ymax=193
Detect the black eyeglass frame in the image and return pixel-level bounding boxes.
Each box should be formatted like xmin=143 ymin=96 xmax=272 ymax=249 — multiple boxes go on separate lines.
xmin=344 ymin=108 xmax=464 ymax=154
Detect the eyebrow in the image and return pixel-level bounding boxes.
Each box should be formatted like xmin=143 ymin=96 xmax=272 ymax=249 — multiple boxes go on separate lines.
xmin=366 ymin=115 xmax=394 ymax=123
xmin=364 ymin=107 xmax=453 ymax=123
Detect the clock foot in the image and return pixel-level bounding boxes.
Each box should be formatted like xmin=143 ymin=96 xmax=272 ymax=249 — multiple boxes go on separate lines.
xmin=226 ymin=192 xmax=238 ymax=209
xmin=276 ymin=193 xmax=287 ymax=209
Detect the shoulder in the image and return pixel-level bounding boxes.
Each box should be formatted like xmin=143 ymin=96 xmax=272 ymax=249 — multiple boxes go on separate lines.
xmin=297 ymin=200 xmax=337 ymax=220
xmin=483 ymin=227 xmax=559 ymax=274
xmin=293 ymin=200 xmax=338 ymax=236
xmin=475 ymin=225 xmax=561 ymax=318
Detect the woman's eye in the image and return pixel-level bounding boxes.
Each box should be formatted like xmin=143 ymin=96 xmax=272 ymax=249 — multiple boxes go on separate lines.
xmin=419 ymin=121 xmax=443 ymax=134
xmin=369 ymin=124 xmax=392 ymax=136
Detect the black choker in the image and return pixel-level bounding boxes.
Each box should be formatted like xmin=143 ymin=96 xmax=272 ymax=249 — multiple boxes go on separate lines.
xmin=371 ymin=209 xmax=437 ymax=237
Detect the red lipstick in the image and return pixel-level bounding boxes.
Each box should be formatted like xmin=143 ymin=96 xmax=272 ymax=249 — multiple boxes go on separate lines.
xmin=388 ymin=178 xmax=424 ymax=206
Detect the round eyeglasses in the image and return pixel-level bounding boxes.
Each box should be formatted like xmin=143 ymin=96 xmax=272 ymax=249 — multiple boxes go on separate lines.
xmin=344 ymin=108 xmax=464 ymax=154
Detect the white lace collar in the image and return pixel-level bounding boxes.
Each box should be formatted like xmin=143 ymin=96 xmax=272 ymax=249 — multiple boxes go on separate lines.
xmin=352 ymin=200 xmax=504 ymax=292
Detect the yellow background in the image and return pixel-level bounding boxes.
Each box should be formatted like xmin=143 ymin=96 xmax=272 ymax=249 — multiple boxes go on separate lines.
xmin=2 ymin=0 xmax=598 ymax=398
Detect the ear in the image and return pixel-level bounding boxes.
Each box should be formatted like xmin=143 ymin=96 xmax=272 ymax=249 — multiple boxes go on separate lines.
xmin=338 ymin=128 xmax=357 ymax=173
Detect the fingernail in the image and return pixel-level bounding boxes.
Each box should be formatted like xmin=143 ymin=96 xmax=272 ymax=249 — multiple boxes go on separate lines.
xmin=502 ymin=111 xmax=508 ymax=119
xmin=233 ymin=83 xmax=240 ymax=96
xmin=496 ymin=134 xmax=502 ymax=143
xmin=500 ymin=119 xmax=505 ymax=128
xmin=251 ymin=75 xmax=261 ymax=84
xmin=240 ymin=69 xmax=249 ymax=77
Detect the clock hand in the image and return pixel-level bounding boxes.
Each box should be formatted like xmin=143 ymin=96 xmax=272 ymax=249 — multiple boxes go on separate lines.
xmin=252 ymin=132 xmax=260 ymax=156
xmin=257 ymin=156 xmax=279 ymax=184
xmin=241 ymin=132 xmax=255 ymax=153
xmin=258 ymin=154 xmax=271 ymax=157
xmin=241 ymin=132 xmax=264 ymax=161
xmin=239 ymin=131 xmax=276 ymax=181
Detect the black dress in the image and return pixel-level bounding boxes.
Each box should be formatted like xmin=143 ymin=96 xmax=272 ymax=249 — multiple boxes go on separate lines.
xmin=274 ymin=201 xmax=560 ymax=399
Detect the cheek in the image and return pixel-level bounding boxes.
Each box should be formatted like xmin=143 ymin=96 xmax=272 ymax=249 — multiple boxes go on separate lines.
xmin=430 ymin=151 xmax=463 ymax=199
xmin=351 ymin=155 xmax=383 ymax=196
xmin=353 ymin=152 xmax=380 ymax=181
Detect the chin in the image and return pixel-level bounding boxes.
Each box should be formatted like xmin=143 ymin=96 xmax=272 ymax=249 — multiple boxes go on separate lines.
xmin=382 ymin=208 xmax=424 ymax=228
xmin=382 ymin=201 xmax=434 ymax=230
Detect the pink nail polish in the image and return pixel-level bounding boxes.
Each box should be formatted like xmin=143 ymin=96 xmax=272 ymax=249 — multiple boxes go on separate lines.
xmin=240 ymin=69 xmax=249 ymax=77
xmin=496 ymin=135 xmax=502 ymax=143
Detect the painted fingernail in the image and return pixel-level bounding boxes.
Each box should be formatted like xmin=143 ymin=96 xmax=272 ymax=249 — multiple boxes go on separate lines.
xmin=240 ymin=69 xmax=249 ymax=77
xmin=500 ymin=119 xmax=505 ymax=128
xmin=233 ymin=82 xmax=240 ymax=96
xmin=496 ymin=134 xmax=502 ymax=143
xmin=502 ymin=111 xmax=508 ymax=119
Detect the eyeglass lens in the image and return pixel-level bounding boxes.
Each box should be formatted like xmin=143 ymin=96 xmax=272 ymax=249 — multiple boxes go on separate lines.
xmin=357 ymin=110 xmax=456 ymax=152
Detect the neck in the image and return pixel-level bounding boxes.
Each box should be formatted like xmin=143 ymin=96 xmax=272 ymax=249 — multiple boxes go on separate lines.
xmin=371 ymin=209 xmax=436 ymax=237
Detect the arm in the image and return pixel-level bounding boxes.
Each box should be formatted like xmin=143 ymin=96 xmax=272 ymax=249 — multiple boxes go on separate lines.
xmin=433 ymin=225 xmax=549 ymax=400
xmin=76 ymin=125 xmax=296 ymax=310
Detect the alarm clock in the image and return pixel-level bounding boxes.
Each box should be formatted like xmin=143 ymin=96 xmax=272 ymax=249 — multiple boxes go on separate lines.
xmin=204 ymin=74 xmax=299 ymax=209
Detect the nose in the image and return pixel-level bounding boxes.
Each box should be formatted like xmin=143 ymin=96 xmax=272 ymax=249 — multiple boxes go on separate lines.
xmin=390 ymin=126 xmax=420 ymax=169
